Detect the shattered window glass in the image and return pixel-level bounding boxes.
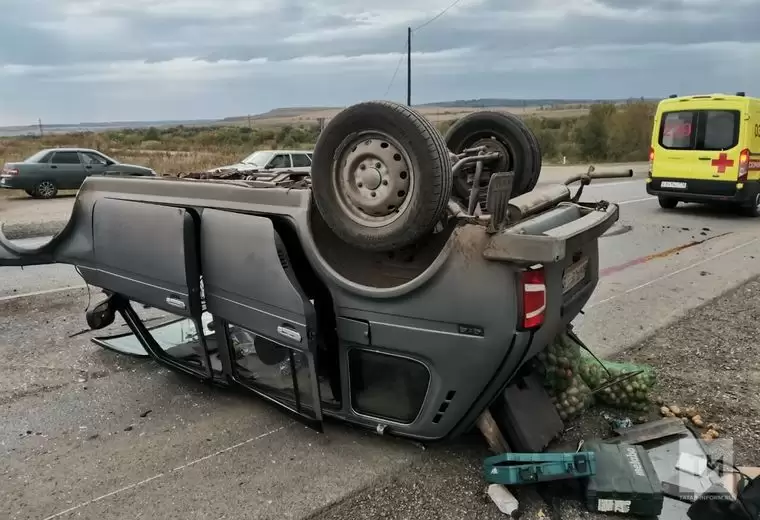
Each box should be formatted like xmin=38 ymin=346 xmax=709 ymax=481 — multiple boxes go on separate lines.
xmin=122 ymin=306 xmax=223 ymax=374
xmin=229 ymin=323 xmax=320 ymax=413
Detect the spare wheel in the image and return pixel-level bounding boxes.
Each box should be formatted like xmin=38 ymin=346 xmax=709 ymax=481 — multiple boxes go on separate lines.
xmin=310 ymin=101 xmax=452 ymax=252
xmin=445 ymin=111 xmax=541 ymax=199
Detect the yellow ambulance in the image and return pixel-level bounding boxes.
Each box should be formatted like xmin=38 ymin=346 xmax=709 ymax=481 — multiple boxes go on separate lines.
xmin=646 ymin=92 xmax=760 ymax=216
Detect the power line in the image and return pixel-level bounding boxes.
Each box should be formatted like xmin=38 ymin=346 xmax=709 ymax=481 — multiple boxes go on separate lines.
xmin=412 ymin=0 xmax=465 ymax=32
xmin=383 ymin=0 xmax=465 ymax=98
xmin=383 ymin=44 xmax=407 ymax=98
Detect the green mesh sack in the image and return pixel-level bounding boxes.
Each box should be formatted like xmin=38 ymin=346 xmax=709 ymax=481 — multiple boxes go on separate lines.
xmin=537 ymin=332 xmax=594 ymax=420
xmin=537 ymin=332 xmax=582 ymax=392
xmin=578 ymin=351 xmax=656 ymax=412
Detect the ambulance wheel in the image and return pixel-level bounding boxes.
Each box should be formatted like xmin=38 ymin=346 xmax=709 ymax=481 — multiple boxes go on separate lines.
xmin=658 ymin=196 xmax=678 ymax=210
xmin=740 ymin=193 xmax=760 ymax=217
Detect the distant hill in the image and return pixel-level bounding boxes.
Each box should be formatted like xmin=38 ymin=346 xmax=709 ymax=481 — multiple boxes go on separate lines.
xmin=0 ymin=97 xmax=661 ymax=137
xmin=415 ymin=97 xmax=657 ymax=108
xmin=0 ymin=119 xmax=218 ymax=137
xmin=222 ymin=107 xmax=338 ymax=123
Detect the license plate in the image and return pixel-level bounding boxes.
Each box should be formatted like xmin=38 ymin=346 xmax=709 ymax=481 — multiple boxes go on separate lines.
xmin=562 ymin=257 xmax=589 ymax=294
xmin=661 ymin=181 xmax=687 ymax=189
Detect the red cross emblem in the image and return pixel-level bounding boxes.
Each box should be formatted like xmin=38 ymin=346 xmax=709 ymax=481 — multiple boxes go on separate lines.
xmin=711 ymin=153 xmax=734 ymax=173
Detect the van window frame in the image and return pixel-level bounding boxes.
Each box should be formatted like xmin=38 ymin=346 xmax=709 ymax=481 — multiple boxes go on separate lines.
xmin=658 ymin=109 xmax=740 ymax=152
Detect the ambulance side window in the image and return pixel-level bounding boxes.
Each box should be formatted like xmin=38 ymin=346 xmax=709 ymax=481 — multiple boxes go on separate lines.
xmin=699 ymin=111 xmax=739 ymax=151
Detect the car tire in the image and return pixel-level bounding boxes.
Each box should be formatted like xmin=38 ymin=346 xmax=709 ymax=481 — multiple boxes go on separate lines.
xmin=739 ymin=193 xmax=760 ymax=217
xmin=444 ymin=111 xmax=541 ymax=200
xmin=33 ymin=180 xmax=58 ymax=199
xmin=658 ymin=196 xmax=678 ymax=209
xmin=310 ymin=100 xmax=452 ymax=252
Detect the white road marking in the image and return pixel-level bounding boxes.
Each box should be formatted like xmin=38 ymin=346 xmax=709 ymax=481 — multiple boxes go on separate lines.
xmin=42 ymin=424 xmax=291 ymax=520
xmin=587 ymin=236 xmax=760 ymax=309
xmin=618 ymin=196 xmax=656 ymax=205
xmin=0 ymin=285 xmax=88 ymax=302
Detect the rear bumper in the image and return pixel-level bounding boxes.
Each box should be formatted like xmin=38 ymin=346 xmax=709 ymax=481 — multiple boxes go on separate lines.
xmin=0 ymin=176 xmax=32 ymax=190
xmin=647 ymin=177 xmax=759 ymax=204
xmin=483 ymin=202 xmax=619 ymax=264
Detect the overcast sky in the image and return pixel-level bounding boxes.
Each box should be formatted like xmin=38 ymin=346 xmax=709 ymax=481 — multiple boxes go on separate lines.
xmin=0 ymin=0 xmax=758 ymax=125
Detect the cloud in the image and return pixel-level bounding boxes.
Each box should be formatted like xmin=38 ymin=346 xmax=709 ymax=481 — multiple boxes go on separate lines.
xmin=0 ymin=0 xmax=759 ymax=125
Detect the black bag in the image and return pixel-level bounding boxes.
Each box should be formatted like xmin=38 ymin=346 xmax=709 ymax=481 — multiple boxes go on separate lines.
xmin=688 ymin=476 xmax=760 ymax=520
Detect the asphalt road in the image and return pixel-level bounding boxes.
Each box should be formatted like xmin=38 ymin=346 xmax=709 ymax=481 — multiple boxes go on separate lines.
xmin=3 ymin=167 xmax=760 ymax=519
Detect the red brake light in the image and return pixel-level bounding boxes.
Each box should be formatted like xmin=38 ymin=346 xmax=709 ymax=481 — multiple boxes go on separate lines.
xmin=739 ymin=149 xmax=750 ymax=181
xmin=520 ymin=267 xmax=546 ymax=329
xmin=648 ymin=146 xmax=655 ymax=173
xmin=1 ymin=167 xmax=19 ymax=176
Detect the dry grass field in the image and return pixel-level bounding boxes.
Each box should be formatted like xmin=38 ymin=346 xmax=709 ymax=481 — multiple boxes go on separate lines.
xmin=1 ymin=100 xmax=653 ymax=198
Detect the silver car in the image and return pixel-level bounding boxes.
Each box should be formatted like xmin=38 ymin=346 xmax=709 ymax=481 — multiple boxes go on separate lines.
xmin=208 ymin=149 xmax=313 ymax=175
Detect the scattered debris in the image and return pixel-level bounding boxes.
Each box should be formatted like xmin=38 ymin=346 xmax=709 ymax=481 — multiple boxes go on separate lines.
xmin=490 ymin=373 xmax=563 ymax=453
xmin=609 ymin=418 xmax=688 ymax=445
xmin=487 ymin=484 xmax=519 ymax=516
xmin=124 ymin=425 xmax=133 ymax=432
xmin=601 ymin=412 xmax=633 ymax=430
xmin=139 ymin=410 xmax=152 ymax=418
xmin=476 ymin=410 xmax=510 ymax=455
xmin=584 ymin=441 xmax=663 ymax=517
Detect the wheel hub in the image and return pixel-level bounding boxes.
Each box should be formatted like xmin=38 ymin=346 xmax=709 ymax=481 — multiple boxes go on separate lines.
xmin=470 ymin=137 xmax=510 ymax=172
xmin=334 ymin=133 xmax=413 ymax=226
xmin=357 ymin=164 xmax=383 ymax=191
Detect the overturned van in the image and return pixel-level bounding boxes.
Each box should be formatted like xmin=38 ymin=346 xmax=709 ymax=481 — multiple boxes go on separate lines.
xmin=0 ymin=101 xmax=626 ymax=442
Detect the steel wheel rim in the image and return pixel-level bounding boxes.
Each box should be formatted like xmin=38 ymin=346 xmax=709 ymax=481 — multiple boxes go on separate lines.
xmin=38 ymin=181 xmax=55 ymax=197
xmin=755 ymin=194 xmax=760 ymax=210
xmin=331 ymin=131 xmax=414 ymax=228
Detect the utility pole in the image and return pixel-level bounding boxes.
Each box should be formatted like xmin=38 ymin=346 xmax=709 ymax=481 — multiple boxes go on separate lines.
xmin=407 ymin=26 xmax=412 ymax=106
xmin=38 ymin=118 xmax=43 ymax=137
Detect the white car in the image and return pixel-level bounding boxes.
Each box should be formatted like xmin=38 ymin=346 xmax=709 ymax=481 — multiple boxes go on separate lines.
xmin=208 ymin=149 xmax=313 ymax=174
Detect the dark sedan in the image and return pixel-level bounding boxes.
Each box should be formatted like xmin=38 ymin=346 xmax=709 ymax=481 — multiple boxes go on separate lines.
xmin=1 ymin=147 xmax=156 ymax=198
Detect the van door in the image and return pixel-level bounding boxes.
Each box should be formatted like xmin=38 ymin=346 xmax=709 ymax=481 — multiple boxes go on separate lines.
xmin=654 ymin=107 xmax=743 ymax=181
xmin=87 ymin=198 xmax=215 ymax=378
xmin=200 ymin=209 xmax=323 ymax=428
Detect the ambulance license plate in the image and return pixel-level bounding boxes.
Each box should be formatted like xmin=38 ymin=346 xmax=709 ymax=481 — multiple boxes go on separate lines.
xmin=661 ymin=181 xmax=687 ymax=189
xmin=562 ymin=257 xmax=589 ymax=294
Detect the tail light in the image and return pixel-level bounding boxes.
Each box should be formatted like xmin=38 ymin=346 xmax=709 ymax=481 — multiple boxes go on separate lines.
xmin=1 ymin=166 xmax=19 ymax=177
xmin=648 ymin=146 xmax=655 ymax=173
xmin=739 ymin=149 xmax=750 ymax=182
xmin=520 ymin=267 xmax=546 ymax=329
